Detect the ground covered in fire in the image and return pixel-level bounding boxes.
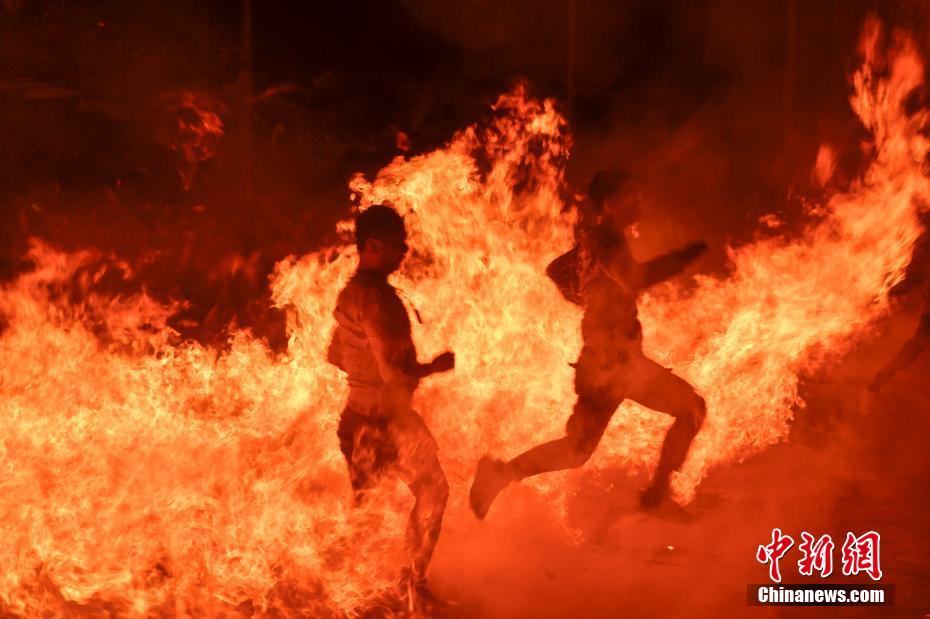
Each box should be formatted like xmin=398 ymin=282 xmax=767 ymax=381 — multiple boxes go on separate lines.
xmin=435 ymin=335 xmax=930 ymax=618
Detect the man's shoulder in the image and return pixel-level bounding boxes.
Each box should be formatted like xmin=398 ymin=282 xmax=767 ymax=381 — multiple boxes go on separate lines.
xmin=338 ymin=272 xmax=406 ymax=319
xmin=343 ymin=271 xmax=399 ymax=300
xmin=583 ymin=221 xmax=625 ymax=246
xmin=579 ymin=223 xmax=629 ymax=265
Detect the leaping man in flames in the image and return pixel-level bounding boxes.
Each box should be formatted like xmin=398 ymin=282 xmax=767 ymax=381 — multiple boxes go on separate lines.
xmin=327 ymin=205 xmax=455 ymax=607
xmin=470 ymin=169 xmax=708 ymax=517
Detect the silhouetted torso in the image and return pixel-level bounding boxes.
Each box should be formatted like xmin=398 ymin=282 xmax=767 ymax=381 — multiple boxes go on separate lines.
xmin=577 ymin=223 xmax=643 ymax=351
xmin=329 ymin=270 xmax=415 ymax=413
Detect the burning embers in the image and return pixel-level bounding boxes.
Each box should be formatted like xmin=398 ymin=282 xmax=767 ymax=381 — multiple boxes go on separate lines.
xmin=0 ymin=17 xmax=928 ymax=618
xmin=165 ymin=91 xmax=225 ymax=191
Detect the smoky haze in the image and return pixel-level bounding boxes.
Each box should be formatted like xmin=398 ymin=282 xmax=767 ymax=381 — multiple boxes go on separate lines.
xmin=1 ymin=1 xmax=930 ymax=617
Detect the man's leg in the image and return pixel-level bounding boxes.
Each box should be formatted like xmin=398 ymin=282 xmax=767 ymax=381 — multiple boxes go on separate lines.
xmin=507 ymin=393 xmax=615 ymax=477
xmin=336 ymin=409 xmax=369 ymax=502
xmin=870 ymin=312 xmax=930 ymax=391
xmin=390 ymin=410 xmax=450 ymax=583
xmin=620 ymin=355 xmax=706 ymax=506
xmin=469 ymin=360 xmax=619 ymax=519
xmin=337 ymin=408 xmax=397 ymax=504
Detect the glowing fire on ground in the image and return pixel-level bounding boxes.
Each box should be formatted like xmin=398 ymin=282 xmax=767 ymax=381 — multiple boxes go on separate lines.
xmin=0 ymin=18 xmax=927 ymax=616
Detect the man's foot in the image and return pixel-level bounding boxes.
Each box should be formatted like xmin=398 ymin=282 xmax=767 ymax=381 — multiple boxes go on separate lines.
xmin=869 ymin=366 xmax=896 ymax=392
xmin=354 ymin=585 xmax=407 ymax=618
xmin=469 ymin=456 xmax=513 ymax=519
xmin=638 ymin=479 xmax=669 ymax=510
xmin=638 ymin=482 xmax=697 ymax=523
xmin=397 ymin=569 xmax=448 ymax=616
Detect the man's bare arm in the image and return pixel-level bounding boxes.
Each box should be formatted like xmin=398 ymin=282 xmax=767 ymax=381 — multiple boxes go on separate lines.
xmin=360 ymin=289 xmax=454 ymax=388
xmin=416 ymin=351 xmax=455 ymax=377
xmin=596 ymin=231 xmax=706 ymax=292
xmin=633 ymin=241 xmax=707 ymax=289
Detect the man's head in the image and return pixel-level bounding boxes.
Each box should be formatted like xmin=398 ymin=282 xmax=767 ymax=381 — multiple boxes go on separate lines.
xmin=355 ymin=204 xmax=409 ymax=274
xmin=587 ymin=168 xmax=642 ymax=227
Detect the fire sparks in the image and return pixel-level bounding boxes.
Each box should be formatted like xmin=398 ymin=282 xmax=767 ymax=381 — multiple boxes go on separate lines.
xmin=168 ymin=92 xmax=225 ymax=191
xmin=0 ymin=19 xmax=927 ymax=616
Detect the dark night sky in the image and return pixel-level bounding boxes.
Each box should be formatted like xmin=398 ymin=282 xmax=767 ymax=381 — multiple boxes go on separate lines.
xmin=3 ymin=0 xmax=905 ymax=186
xmin=1 ymin=0 xmax=929 ymax=348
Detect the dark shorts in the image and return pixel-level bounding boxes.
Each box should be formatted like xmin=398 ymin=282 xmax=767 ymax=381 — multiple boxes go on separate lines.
xmin=565 ymin=345 xmax=703 ymax=447
xmin=337 ymin=407 xmax=440 ymax=496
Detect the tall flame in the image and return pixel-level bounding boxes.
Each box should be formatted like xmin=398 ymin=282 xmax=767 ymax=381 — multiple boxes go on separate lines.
xmin=0 ymin=19 xmax=927 ymax=616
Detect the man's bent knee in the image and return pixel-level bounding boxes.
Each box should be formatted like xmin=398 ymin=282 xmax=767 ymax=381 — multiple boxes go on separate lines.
xmin=416 ymin=467 xmax=449 ymax=509
xmin=564 ymin=395 xmax=612 ymax=468
xmin=434 ymin=473 xmax=450 ymax=507
xmin=690 ymin=395 xmax=707 ymax=433
xmin=564 ymin=433 xmax=599 ymax=468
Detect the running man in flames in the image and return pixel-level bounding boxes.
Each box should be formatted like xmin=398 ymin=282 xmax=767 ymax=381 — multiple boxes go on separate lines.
xmin=470 ymin=170 xmax=708 ymax=516
xmin=327 ymin=205 xmax=455 ymax=600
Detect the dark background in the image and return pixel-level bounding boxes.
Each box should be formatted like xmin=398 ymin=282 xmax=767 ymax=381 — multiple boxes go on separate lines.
xmin=2 ymin=0 xmax=929 ymax=349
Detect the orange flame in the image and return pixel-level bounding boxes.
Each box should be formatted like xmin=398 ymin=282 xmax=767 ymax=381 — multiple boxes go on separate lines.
xmin=0 ymin=20 xmax=927 ymax=615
